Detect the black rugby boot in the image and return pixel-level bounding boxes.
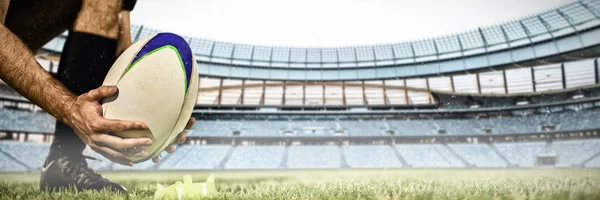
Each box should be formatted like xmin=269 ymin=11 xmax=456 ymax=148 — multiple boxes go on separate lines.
xmin=39 ymin=149 xmax=127 ymax=193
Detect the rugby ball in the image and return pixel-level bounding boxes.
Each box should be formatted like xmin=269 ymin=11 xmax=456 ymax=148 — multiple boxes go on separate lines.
xmin=101 ymin=33 xmax=198 ymax=163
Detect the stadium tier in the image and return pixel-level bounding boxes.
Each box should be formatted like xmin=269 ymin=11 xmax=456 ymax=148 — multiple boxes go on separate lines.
xmin=186 ymin=108 xmax=600 ymax=137
xmin=2 ymin=139 xmax=600 ymax=171
xmin=1 ymin=0 xmax=598 ymax=172
xmin=41 ymin=1 xmax=600 ymax=81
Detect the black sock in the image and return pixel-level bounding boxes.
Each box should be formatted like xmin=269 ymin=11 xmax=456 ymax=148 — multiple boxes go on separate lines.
xmin=50 ymin=31 xmax=117 ymax=156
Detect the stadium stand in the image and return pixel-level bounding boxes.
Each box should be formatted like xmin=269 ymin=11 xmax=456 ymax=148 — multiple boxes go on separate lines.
xmin=0 ymin=108 xmax=55 ymax=133
xmin=395 ymin=144 xmax=465 ymax=168
xmin=190 ymin=108 xmax=600 ymax=137
xmin=0 ymin=152 xmax=27 ymax=172
xmin=225 ymin=146 xmax=284 ymax=169
xmin=343 ymin=145 xmax=403 ymax=168
xmin=157 ymin=145 xmax=194 ymax=170
xmin=172 ymin=145 xmax=230 ymax=170
xmin=584 ymin=153 xmax=600 ymax=168
xmin=447 ymin=143 xmax=508 ymax=167
xmin=0 ymin=141 xmax=48 ymax=169
xmin=552 ymin=139 xmax=600 ymax=167
xmin=0 ymin=0 xmax=598 ymax=172
xmin=494 ymin=142 xmax=548 ymax=167
xmin=1 ymin=138 xmax=600 ymax=171
xmin=287 ymin=146 xmax=340 ymax=169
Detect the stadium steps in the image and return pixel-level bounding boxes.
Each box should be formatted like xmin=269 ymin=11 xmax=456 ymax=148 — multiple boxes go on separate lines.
xmin=488 ymin=143 xmax=515 ymax=167
xmin=153 ymin=144 xmax=192 ymax=170
xmin=338 ymin=146 xmax=350 ymax=168
xmin=545 ymin=140 xmax=553 ymax=151
xmin=389 ymin=145 xmax=408 ymax=168
xmin=582 ymin=149 xmax=600 ymax=167
xmin=279 ymin=146 xmax=289 ymax=169
xmin=0 ymin=147 xmax=30 ymax=170
xmin=442 ymin=143 xmax=471 ymax=167
xmin=217 ymin=146 xmax=236 ymax=169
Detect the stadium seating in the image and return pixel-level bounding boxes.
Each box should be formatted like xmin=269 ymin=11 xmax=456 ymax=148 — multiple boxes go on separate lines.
xmin=551 ymin=139 xmax=600 ymax=167
xmin=395 ymin=144 xmax=464 ymax=168
xmin=156 ymin=145 xmax=193 ymax=169
xmin=0 ymin=150 xmax=27 ymax=172
xmin=225 ymin=146 xmax=285 ymax=169
xmin=584 ymin=154 xmax=600 ymax=168
xmin=494 ymin=142 xmax=548 ymax=167
xmin=0 ymin=84 xmax=21 ymax=99
xmin=287 ymin=146 xmax=340 ymax=169
xmin=343 ymin=145 xmax=402 ymax=168
xmin=1 ymin=139 xmax=600 ymax=171
xmin=447 ymin=143 xmax=508 ymax=167
xmin=172 ymin=145 xmax=230 ymax=170
xmin=188 ymin=108 xmax=600 ymax=137
xmin=0 ymin=141 xmax=49 ymax=169
xmin=0 ymin=108 xmax=55 ymax=133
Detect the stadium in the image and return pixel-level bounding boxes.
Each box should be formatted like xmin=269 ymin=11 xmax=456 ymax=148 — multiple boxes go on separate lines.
xmin=2 ymin=0 xmax=600 ymax=199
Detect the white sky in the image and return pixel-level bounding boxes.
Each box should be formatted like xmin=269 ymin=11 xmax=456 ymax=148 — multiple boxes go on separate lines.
xmin=131 ymin=0 xmax=570 ymax=47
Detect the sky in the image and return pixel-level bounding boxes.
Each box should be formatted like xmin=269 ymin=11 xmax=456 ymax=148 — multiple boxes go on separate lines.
xmin=131 ymin=0 xmax=571 ymax=47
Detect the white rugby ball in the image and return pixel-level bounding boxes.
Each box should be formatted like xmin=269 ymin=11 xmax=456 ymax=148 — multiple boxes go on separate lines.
xmin=101 ymin=33 xmax=198 ymax=163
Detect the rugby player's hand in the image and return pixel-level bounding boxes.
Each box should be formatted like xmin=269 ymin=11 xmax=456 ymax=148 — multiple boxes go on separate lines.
xmin=66 ymin=85 xmax=150 ymax=166
xmin=151 ymin=118 xmax=193 ymax=163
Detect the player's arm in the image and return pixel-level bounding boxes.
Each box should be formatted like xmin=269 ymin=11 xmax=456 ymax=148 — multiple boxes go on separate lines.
xmin=0 ymin=0 xmax=152 ymax=166
xmin=0 ymin=0 xmax=8 ymax=24
xmin=115 ymin=10 xmax=132 ymax=57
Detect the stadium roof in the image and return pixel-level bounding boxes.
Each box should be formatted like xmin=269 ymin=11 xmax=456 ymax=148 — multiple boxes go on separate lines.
xmin=128 ymin=0 xmax=600 ymax=69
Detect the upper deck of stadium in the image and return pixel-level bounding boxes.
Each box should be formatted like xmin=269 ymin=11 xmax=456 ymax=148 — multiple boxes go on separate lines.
xmin=41 ymin=0 xmax=600 ymax=81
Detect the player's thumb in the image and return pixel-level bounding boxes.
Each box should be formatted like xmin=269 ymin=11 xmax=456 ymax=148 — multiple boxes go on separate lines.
xmin=86 ymin=85 xmax=119 ymax=102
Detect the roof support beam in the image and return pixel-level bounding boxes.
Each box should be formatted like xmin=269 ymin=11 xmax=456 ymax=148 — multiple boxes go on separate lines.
xmin=322 ymin=84 xmax=326 ymax=105
xmin=450 ymin=76 xmax=456 ymax=93
xmin=239 ymin=79 xmax=246 ymax=105
xmin=302 ymin=82 xmax=306 ymax=106
xmin=382 ymin=80 xmax=388 ymax=105
xmin=556 ymin=9 xmax=585 ymax=46
xmin=260 ymin=80 xmax=266 ymax=105
xmin=477 ymin=28 xmax=489 ymax=52
xmin=561 ymin=63 xmax=567 ymax=89
xmin=425 ymin=78 xmax=432 ymax=103
xmin=475 ymin=73 xmax=482 ymax=94
xmin=133 ymin=25 xmax=144 ymax=41
xmin=579 ymin=1 xmax=600 ymax=19
xmin=502 ymin=70 xmax=509 ymax=94
xmin=403 ymin=79 xmax=409 ymax=104
xmin=217 ymin=79 xmax=224 ymax=105
xmin=282 ymin=81 xmax=287 ymax=105
xmin=342 ymin=81 xmax=347 ymax=106
xmin=531 ymin=67 xmax=537 ymax=92
xmin=362 ymin=81 xmax=367 ymax=105
xmin=595 ymin=58 xmax=599 ymax=84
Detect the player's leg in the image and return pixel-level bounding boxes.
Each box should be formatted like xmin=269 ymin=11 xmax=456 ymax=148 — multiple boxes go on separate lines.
xmin=6 ymin=0 xmax=127 ymax=193
xmin=46 ymin=3 xmax=129 ymax=194
xmin=4 ymin=0 xmax=82 ymax=52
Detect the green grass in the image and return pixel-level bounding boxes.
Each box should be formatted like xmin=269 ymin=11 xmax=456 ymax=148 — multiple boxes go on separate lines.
xmin=1 ymin=169 xmax=600 ymax=199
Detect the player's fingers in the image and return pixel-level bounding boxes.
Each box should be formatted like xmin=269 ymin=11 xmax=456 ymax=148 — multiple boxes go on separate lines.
xmin=152 ymin=154 xmax=161 ymax=163
xmin=120 ymin=147 xmax=150 ymax=157
xmin=175 ymin=132 xmax=186 ymax=144
xmin=90 ymin=118 xmax=148 ymax=132
xmin=91 ymin=146 xmax=133 ymax=166
xmin=85 ymin=85 xmax=118 ymax=101
xmin=166 ymin=144 xmax=175 ymax=153
xmin=91 ymin=133 xmax=152 ymax=150
xmin=185 ymin=118 xmax=195 ymax=129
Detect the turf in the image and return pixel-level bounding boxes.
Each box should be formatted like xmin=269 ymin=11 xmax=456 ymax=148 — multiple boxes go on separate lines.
xmin=1 ymin=169 xmax=599 ymax=199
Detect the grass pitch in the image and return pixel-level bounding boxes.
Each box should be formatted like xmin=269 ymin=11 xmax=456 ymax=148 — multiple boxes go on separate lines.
xmin=1 ymin=169 xmax=599 ymax=199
